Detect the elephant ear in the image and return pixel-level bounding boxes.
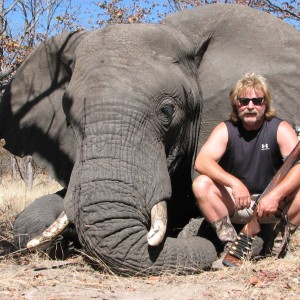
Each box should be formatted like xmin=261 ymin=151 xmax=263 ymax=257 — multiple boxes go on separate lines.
xmin=162 ymin=4 xmax=300 ymax=150
xmin=0 ymin=31 xmax=88 ymax=187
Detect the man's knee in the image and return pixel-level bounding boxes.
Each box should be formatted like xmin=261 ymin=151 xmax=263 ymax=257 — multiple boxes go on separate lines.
xmin=192 ymin=175 xmax=214 ymax=199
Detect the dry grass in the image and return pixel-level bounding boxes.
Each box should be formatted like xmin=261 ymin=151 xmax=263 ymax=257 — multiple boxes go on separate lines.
xmin=0 ymin=176 xmax=300 ymax=299
xmin=0 ymin=175 xmax=62 ymax=221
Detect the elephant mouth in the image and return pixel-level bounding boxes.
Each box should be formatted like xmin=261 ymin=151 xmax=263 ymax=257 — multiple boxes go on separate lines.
xmin=26 ymin=201 xmax=168 ymax=250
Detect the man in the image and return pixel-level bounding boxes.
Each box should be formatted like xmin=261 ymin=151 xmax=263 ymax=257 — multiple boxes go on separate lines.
xmin=192 ymin=73 xmax=300 ymax=269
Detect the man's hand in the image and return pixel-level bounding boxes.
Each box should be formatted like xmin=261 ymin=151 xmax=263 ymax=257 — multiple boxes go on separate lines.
xmin=257 ymin=192 xmax=280 ymax=218
xmin=231 ymin=181 xmax=251 ymax=210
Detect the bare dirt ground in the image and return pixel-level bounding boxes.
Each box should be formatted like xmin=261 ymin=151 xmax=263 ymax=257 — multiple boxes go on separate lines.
xmin=1 ymin=223 xmax=300 ymax=300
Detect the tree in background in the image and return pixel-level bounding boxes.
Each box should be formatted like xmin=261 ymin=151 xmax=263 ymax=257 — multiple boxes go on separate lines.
xmin=0 ymin=0 xmax=84 ymax=85
xmin=93 ymin=0 xmax=300 ymax=28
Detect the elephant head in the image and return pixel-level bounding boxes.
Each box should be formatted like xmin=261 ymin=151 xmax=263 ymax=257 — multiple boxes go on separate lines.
xmin=1 ymin=4 xmax=300 ymax=275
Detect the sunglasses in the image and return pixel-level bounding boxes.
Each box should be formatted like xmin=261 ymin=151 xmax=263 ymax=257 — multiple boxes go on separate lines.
xmin=237 ymin=97 xmax=264 ymax=106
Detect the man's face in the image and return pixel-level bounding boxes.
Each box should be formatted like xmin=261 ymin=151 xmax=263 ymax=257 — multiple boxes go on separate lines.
xmin=236 ymin=88 xmax=266 ymax=127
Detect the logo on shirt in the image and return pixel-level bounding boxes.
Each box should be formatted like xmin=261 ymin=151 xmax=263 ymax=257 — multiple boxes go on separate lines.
xmin=261 ymin=143 xmax=269 ymax=151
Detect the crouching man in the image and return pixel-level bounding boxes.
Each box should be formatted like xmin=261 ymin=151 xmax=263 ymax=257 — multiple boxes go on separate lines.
xmin=192 ymin=73 xmax=300 ymax=269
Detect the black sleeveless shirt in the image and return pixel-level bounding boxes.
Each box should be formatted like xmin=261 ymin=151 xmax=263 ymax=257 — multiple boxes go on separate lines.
xmin=219 ymin=117 xmax=283 ymax=194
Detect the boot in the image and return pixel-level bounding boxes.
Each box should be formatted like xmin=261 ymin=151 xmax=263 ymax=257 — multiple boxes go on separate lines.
xmin=275 ymin=216 xmax=298 ymax=258
xmin=210 ymin=215 xmax=237 ymax=243
xmin=210 ymin=215 xmax=237 ymax=270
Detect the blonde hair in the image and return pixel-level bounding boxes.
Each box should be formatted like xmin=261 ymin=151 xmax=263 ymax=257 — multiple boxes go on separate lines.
xmin=229 ymin=73 xmax=276 ymax=123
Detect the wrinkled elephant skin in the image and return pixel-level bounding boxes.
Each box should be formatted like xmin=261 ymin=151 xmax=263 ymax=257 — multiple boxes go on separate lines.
xmin=1 ymin=4 xmax=300 ymax=275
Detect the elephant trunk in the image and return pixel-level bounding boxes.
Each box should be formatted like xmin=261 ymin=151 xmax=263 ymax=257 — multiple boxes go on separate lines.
xmin=75 ymin=178 xmax=216 ymax=274
xmin=72 ymin=137 xmax=170 ymax=272
xmin=70 ymin=141 xmax=216 ymax=274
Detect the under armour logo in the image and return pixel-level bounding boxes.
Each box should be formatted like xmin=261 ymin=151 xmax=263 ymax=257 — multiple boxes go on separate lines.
xmin=261 ymin=143 xmax=269 ymax=150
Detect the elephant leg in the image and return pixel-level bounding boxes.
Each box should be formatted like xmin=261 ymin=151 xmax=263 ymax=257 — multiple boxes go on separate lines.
xmin=13 ymin=189 xmax=80 ymax=259
xmin=177 ymin=217 xmax=223 ymax=253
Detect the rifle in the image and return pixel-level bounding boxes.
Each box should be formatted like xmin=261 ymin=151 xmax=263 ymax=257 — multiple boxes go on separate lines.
xmin=222 ymin=140 xmax=300 ymax=267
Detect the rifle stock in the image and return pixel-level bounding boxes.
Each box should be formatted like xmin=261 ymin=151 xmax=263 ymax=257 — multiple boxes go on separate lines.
xmin=223 ymin=141 xmax=300 ymax=267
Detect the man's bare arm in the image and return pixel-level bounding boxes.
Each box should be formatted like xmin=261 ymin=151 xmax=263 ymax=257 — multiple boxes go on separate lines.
xmin=258 ymin=163 xmax=300 ymax=217
xmin=194 ymin=122 xmax=250 ymax=209
xmin=257 ymin=121 xmax=300 ymax=216
xmin=277 ymin=121 xmax=299 ymax=157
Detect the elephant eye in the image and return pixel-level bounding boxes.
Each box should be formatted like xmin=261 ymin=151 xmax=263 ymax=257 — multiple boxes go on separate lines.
xmin=159 ymin=103 xmax=175 ymax=126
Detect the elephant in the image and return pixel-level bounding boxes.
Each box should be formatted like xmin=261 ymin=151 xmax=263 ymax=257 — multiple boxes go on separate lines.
xmin=1 ymin=4 xmax=300 ymax=275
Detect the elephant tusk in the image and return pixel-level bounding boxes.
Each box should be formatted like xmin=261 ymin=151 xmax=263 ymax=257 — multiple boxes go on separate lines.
xmin=26 ymin=211 xmax=69 ymax=249
xmin=147 ymin=201 xmax=167 ymax=246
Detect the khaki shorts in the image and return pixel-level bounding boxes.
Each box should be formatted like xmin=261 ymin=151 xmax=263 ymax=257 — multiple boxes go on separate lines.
xmin=230 ymin=194 xmax=279 ymax=224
